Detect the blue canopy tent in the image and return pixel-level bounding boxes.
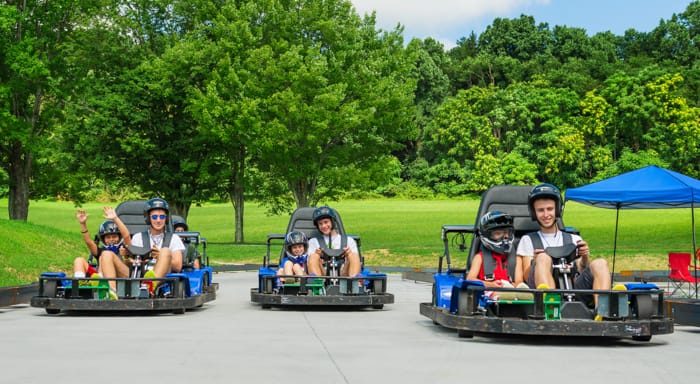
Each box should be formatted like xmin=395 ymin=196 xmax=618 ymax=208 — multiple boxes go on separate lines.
xmin=565 ymin=166 xmax=700 ymax=284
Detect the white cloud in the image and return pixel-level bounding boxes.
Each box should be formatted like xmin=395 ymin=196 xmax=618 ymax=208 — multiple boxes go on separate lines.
xmin=350 ymin=0 xmax=551 ymax=48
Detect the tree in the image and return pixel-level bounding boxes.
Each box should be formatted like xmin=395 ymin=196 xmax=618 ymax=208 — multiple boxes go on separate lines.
xmin=204 ymin=0 xmax=416 ymax=210
xmin=0 ymin=1 xmax=102 ymax=219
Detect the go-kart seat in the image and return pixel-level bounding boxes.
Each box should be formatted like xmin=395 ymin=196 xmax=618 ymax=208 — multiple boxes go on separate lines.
xmin=277 ymin=206 xmax=359 ymax=265
xmin=115 ymin=200 xmax=175 ymax=236
xmin=466 ymin=185 xmax=568 ymax=271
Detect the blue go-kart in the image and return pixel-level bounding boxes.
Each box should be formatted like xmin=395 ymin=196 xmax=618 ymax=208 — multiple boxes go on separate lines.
xmin=251 ymin=207 xmax=394 ymax=309
xmin=419 ymin=185 xmax=674 ymax=341
xmin=31 ymin=200 xmax=217 ymax=315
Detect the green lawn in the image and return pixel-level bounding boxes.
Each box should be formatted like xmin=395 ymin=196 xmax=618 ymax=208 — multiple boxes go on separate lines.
xmin=1 ymin=198 xmax=698 ymax=286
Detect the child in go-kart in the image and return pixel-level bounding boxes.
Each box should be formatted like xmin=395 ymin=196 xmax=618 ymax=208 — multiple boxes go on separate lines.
xmin=277 ymin=231 xmax=309 ymax=284
xmin=172 ymin=215 xmax=200 ymax=270
xmin=466 ymin=211 xmax=531 ymax=300
xmin=73 ymin=206 xmax=131 ymax=281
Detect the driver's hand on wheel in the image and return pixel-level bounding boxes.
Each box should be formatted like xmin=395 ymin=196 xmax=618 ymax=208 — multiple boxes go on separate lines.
xmin=576 ymin=240 xmax=590 ymax=263
xmin=151 ymin=246 xmax=160 ymax=260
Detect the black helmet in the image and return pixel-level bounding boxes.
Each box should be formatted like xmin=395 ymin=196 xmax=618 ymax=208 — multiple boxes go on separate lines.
xmin=171 ymin=215 xmax=188 ymax=231
xmin=284 ymin=231 xmax=309 ymax=257
xmin=98 ymin=220 xmax=121 ymax=244
xmin=144 ymin=198 xmax=169 ymax=224
xmin=478 ymin=211 xmax=514 ymax=254
xmin=312 ymin=206 xmax=337 ymax=228
xmin=528 ymin=183 xmax=563 ymax=221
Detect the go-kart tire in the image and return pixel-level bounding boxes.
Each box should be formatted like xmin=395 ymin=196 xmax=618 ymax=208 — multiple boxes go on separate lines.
xmin=458 ymin=330 xmax=474 ymax=338
xmin=633 ymin=295 xmax=654 ymax=320
xmin=46 ymin=308 xmax=60 ymax=315
xmin=261 ymin=304 xmax=272 ymax=310
xmin=172 ymin=307 xmax=186 ymax=315
xmin=632 ymin=335 xmax=652 ymax=342
xmin=372 ymin=304 xmax=384 ymax=310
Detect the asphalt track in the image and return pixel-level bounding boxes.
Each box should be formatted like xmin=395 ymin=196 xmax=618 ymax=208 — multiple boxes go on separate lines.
xmin=1 ymin=272 xmax=698 ymax=384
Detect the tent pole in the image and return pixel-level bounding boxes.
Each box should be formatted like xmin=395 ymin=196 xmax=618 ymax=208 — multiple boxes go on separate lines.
xmin=612 ymin=204 xmax=620 ymax=283
xmin=692 ymin=201 xmax=697 ymax=299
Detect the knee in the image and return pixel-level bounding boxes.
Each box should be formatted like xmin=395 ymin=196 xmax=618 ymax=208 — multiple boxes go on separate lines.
xmin=101 ymin=251 xmax=116 ymax=262
xmin=308 ymin=253 xmax=320 ymax=263
xmin=589 ymin=258 xmax=609 ymax=274
xmin=534 ymin=253 xmax=551 ymax=268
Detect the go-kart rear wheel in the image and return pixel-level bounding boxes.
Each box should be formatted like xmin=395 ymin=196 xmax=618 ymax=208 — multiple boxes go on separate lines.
xmin=632 ymin=335 xmax=652 ymax=342
xmin=372 ymin=304 xmax=384 ymax=310
xmin=45 ymin=308 xmax=60 ymax=315
xmin=172 ymin=307 xmax=185 ymax=315
xmin=633 ymin=295 xmax=654 ymax=319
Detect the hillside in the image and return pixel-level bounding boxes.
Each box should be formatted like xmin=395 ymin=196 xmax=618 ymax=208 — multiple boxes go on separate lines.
xmin=0 ymin=219 xmax=82 ymax=286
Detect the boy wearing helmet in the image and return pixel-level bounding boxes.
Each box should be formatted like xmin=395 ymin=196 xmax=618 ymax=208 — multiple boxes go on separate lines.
xmin=277 ymin=231 xmax=309 ymax=283
xmin=172 ymin=215 xmax=188 ymax=232
xmin=125 ymin=198 xmax=186 ymax=277
xmin=517 ymin=183 xmax=610 ymax=307
xmin=306 ymin=206 xmax=361 ymax=278
xmin=73 ymin=207 xmax=131 ymax=292
xmin=466 ymin=211 xmax=530 ymax=299
xmin=171 ymin=215 xmax=200 ymax=269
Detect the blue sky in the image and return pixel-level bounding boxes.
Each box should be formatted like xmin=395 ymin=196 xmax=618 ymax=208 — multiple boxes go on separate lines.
xmin=350 ymin=0 xmax=694 ymax=49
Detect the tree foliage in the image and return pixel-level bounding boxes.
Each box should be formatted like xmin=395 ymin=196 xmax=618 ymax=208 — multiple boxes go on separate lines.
xmin=3 ymin=0 xmax=700 ymax=241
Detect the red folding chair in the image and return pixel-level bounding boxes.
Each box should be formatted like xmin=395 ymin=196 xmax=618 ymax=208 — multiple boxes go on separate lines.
xmin=668 ymin=252 xmax=700 ymax=297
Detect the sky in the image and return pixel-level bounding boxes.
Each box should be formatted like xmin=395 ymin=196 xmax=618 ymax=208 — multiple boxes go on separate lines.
xmin=350 ymin=0 xmax=694 ymax=49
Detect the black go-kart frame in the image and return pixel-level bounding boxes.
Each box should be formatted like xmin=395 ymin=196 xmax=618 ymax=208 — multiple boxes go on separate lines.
xmin=419 ymin=185 xmax=674 ymax=341
xmin=251 ymin=207 xmax=394 ymax=309
xmin=30 ymin=200 xmax=217 ymax=315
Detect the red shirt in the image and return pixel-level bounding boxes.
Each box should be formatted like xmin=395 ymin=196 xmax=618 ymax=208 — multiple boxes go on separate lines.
xmin=476 ymin=251 xmax=510 ymax=281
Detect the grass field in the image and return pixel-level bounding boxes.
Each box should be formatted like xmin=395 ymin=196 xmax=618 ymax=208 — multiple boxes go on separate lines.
xmin=1 ymin=198 xmax=698 ymax=286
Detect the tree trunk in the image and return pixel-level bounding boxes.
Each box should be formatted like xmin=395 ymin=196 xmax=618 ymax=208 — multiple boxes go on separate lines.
xmin=230 ymin=144 xmax=246 ymax=243
xmin=290 ymin=177 xmax=316 ymax=208
xmin=8 ymin=140 xmax=31 ymax=221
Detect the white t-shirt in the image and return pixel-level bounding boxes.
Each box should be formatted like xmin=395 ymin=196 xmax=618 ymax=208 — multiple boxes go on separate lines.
xmin=131 ymin=231 xmax=186 ymax=253
xmin=516 ymin=231 xmax=582 ymax=257
xmin=308 ymin=233 xmax=358 ymax=255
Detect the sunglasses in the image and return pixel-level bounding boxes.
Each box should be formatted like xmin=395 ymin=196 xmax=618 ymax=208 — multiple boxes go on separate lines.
xmin=150 ymin=214 xmax=167 ymax=220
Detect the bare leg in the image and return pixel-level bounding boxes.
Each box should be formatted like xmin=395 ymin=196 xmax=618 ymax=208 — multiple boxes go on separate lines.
xmin=73 ymin=258 xmax=89 ymax=276
xmin=533 ymin=253 xmax=556 ymax=288
xmin=170 ymin=249 xmax=183 ymax=273
xmin=340 ymin=253 xmax=361 ymax=277
xmin=154 ymin=248 xmax=172 ymax=278
xmin=590 ymin=258 xmax=611 ymax=306
xmin=292 ymin=263 xmax=305 ymax=277
xmin=98 ymin=251 xmax=129 ymax=291
xmin=307 ymin=253 xmax=324 ymax=276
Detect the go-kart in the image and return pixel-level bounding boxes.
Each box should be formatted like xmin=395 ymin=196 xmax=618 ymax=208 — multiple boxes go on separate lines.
xmin=419 ymin=185 xmax=674 ymax=341
xmin=251 ymin=207 xmax=394 ymax=309
xmin=30 ymin=200 xmax=217 ymax=315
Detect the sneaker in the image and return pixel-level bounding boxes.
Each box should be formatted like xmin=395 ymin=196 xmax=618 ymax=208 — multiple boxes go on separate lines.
xmin=537 ymin=283 xmax=550 ymax=290
xmin=108 ymin=289 xmax=119 ymax=300
xmin=143 ymin=270 xmax=157 ymax=295
xmin=514 ymin=283 xmax=534 ymax=300
xmin=498 ymin=281 xmax=517 ymax=300
xmin=89 ymin=273 xmax=102 ymax=287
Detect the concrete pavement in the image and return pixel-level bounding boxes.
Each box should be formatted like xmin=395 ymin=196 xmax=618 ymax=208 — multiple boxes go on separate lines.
xmin=1 ymin=271 xmax=698 ymax=384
